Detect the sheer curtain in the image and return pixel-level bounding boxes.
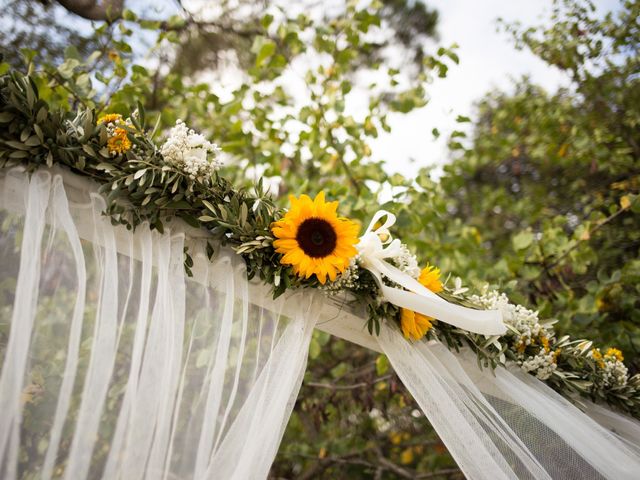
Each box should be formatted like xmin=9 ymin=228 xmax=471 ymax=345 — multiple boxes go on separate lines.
xmin=2 ymin=167 xmax=640 ymax=480
xmin=0 ymin=168 xmax=320 ymax=480
xmin=379 ymin=327 xmax=640 ymax=479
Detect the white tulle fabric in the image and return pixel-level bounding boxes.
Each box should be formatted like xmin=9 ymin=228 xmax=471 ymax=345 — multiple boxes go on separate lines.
xmin=378 ymin=329 xmax=640 ymax=479
xmin=2 ymin=167 xmax=640 ymax=480
xmin=0 ymin=168 xmax=320 ymax=480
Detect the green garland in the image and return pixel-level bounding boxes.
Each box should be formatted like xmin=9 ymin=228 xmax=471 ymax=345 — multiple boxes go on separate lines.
xmin=1 ymin=70 xmax=639 ymax=419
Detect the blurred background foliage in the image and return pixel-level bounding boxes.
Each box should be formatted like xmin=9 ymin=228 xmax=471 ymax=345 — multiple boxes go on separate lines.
xmin=1 ymin=0 xmax=638 ymax=477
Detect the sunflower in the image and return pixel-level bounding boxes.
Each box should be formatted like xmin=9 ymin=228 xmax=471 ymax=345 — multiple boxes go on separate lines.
xmin=605 ymin=347 xmax=624 ymax=362
xmin=97 ymin=113 xmax=123 ymax=125
xmin=272 ymin=192 xmax=359 ymax=284
xmin=107 ymin=128 xmax=132 ymax=155
xmin=400 ymin=263 xmax=443 ymax=340
xmin=418 ymin=264 xmax=443 ymax=293
xmin=400 ymin=309 xmax=433 ymax=341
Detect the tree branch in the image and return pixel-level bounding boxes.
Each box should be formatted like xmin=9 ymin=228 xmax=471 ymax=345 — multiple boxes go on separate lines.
xmin=56 ymin=0 xmax=124 ymax=22
xmin=306 ymin=374 xmax=392 ymax=391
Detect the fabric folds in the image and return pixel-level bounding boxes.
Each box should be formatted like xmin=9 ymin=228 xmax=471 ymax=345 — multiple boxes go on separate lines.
xmin=1 ymin=167 xmax=639 ymax=480
xmin=0 ymin=168 xmax=319 ymax=480
xmin=378 ymin=328 xmax=640 ymax=479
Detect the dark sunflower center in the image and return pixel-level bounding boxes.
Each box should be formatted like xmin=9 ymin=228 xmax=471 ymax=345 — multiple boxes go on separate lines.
xmin=296 ymin=218 xmax=338 ymax=258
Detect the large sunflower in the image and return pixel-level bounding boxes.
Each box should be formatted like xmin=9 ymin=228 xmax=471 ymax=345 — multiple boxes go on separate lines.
xmin=401 ymin=264 xmax=443 ymax=341
xmin=272 ymin=192 xmax=360 ymax=284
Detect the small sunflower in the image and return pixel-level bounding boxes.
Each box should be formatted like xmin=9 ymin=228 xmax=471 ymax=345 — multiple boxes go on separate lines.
xmin=418 ymin=264 xmax=443 ymax=293
xmin=97 ymin=113 xmax=123 ymax=125
xmin=590 ymin=348 xmax=605 ymax=368
xmin=605 ymin=347 xmax=624 ymax=362
xmin=401 ymin=309 xmax=433 ymax=341
xmin=107 ymin=128 xmax=132 ymax=155
xmin=272 ymin=192 xmax=359 ymax=284
xmin=400 ymin=263 xmax=443 ymax=341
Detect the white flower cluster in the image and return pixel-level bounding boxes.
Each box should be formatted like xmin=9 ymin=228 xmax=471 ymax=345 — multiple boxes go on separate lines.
xmin=161 ymin=120 xmax=222 ymax=180
xmin=470 ymin=289 xmax=558 ymax=379
xmin=470 ymin=290 xmax=552 ymax=346
xmin=391 ymin=243 xmax=421 ymax=279
xmin=321 ymin=257 xmax=360 ymax=295
xmin=587 ymin=349 xmax=629 ymax=388
xmin=103 ymin=117 xmax=131 ymax=132
xmin=602 ymin=360 xmax=628 ymax=387
xmin=521 ymin=351 xmax=557 ymax=380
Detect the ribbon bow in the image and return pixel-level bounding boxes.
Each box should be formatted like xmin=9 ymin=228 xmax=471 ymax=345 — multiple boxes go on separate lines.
xmin=357 ymin=211 xmax=506 ymax=336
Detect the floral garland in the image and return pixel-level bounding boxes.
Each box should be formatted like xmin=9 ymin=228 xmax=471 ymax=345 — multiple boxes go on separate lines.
xmin=1 ymin=70 xmax=638 ymax=418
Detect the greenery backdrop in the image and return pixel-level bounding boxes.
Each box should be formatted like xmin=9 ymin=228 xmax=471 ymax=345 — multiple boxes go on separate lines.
xmin=1 ymin=0 xmax=638 ymax=478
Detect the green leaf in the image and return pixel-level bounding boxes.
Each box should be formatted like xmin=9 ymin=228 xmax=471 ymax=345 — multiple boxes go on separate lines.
xmin=261 ymin=14 xmax=274 ymax=28
xmin=512 ymin=230 xmax=534 ymax=250
xmin=122 ymin=9 xmax=137 ymax=21
xmin=82 ymin=144 xmax=96 ymax=156
xmin=0 ymin=112 xmax=15 ymax=123
xmin=309 ymin=338 xmax=321 ymax=359
xmin=134 ymin=168 xmax=147 ymax=180
xmin=252 ymin=37 xmax=276 ymax=67
xmin=95 ymin=162 xmax=115 ymax=172
xmin=195 ymin=348 xmax=210 ymax=368
xmin=202 ymin=199 xmax=217 ymax=214
xmin=375 ymin=354 xmax=390 ymax=375
xmin=57 ymin=58 xmax=80 ymax=79
xmin=24 ymin=135 xmax=40 ymax=147
xmin=4 ymin=141 xmax=30 ymax=151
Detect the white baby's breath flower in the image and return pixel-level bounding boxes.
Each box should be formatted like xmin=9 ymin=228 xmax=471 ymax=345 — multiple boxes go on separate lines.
xmin=320 ymin=257 xmax=360 ymax=295
xmin=161 ymin=120 xmax=222 ymax=180
xmin=369 ymin=408 xmax=392 ymax=433
xmin=470 ymin=289 xmax=558 ymax=377
xmin=187 ymin=133 xmax=207 ymax=148
xmin=390 ymin=243 xmax=421 ymax=279
xmin=521 ymin=351 xmax=557 ymax=380
xmin=602 ymin=360 xmax=628 ymax=387
xmin=470 ymin=290 xmax=550 ymax=343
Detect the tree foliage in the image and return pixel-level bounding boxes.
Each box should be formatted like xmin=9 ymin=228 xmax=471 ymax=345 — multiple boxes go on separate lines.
xmin=439 ymin=0 xmax=640 ymax=368
xmin=0 ymin=0 xmax=637 ymax=478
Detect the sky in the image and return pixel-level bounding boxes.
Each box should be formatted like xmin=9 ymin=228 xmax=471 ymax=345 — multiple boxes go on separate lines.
xmin=145 ymin=0 xmax=620 ymax=180
xmin=368 ymin=0 xmax=618 ymax=177
xmin=29 ymin=0 xmax=618 ymax=179
xmin=182 ymin=0 xmax=620 ymax=183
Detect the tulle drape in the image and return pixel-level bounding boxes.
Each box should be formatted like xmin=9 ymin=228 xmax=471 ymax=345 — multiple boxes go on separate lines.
xmin=0 ymin=168 xmax=320 ymax=480
xmin=1 ymin=166 xmax=640 ymax=480
xmin=378 ymin=328 xmax=640 ymax=479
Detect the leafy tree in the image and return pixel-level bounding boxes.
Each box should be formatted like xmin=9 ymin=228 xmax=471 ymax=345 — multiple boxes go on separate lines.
xmin=1 ymin=0 xmax=437 ymax=79
xmin=438 ymin=0 xmax=640 ymax=369
xmin=0 ymin=0 xmax=637 ymax=478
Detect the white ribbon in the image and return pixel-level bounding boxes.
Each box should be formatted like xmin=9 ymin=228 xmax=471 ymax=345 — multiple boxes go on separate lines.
xmin=357 ymin=210 xmax=506 ymax=336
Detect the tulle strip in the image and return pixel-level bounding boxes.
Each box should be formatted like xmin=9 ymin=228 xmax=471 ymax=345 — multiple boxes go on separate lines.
xmin=379 ymin=328 xmax=640 ymax=479
xmin=2 ymin=167 xmax=639 ymax=480
xmin=0 ymin=168 xmax=319 ymax=480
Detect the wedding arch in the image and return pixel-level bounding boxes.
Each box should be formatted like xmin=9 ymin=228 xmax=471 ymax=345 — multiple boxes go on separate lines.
xmin=1 ymin=71 xmax=640 ymax=479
